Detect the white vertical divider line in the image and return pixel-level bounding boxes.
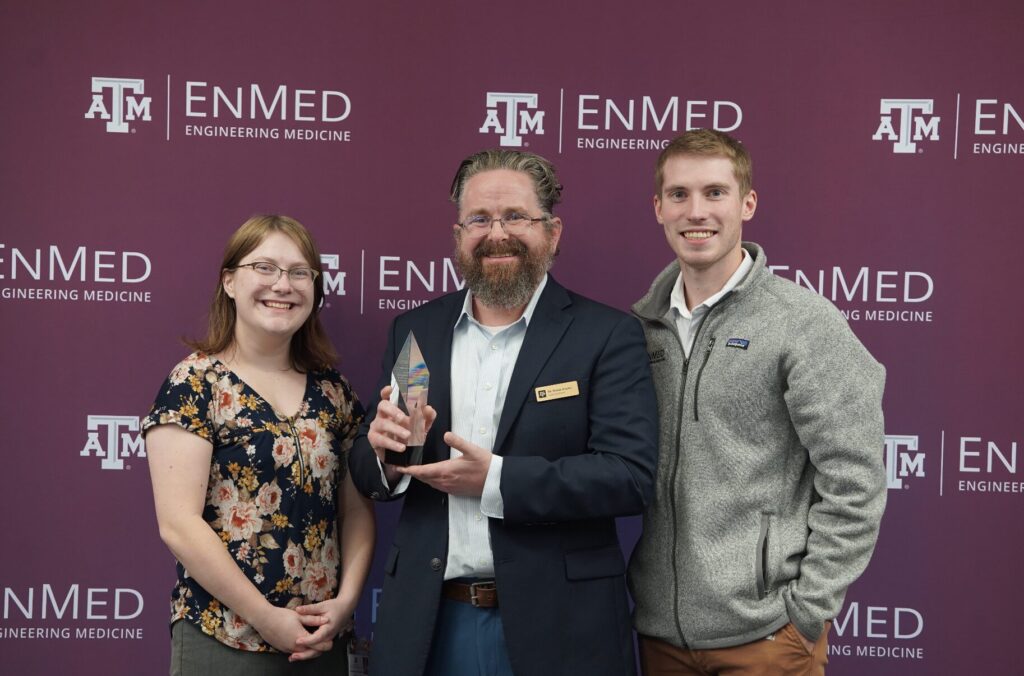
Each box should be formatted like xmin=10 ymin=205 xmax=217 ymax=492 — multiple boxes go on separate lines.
xmin=939 ymin=430 xmax=946 ymax=496
xmin=558 ymin=88 xmax=564 ymax=154
xmin=953 ymin=94 xmax=961 ymax=160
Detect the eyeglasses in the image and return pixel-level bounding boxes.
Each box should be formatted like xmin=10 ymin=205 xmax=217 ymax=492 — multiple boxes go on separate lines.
xmin=231 ymin=261 xmax=319 ymax=287
xmin=458 ymin=213 xmax=547 ymax=238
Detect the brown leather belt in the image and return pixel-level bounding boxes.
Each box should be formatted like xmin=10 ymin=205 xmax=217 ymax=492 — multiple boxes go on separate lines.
xmin=442 ymin=580 xmax=498 ymax=608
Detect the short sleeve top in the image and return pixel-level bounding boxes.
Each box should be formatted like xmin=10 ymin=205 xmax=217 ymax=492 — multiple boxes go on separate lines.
xmin=141 ymin=352 xmax=364 ymax=652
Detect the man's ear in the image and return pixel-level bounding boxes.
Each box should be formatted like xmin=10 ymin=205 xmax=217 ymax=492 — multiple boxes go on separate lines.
xmin=741 ymin=189 xmax=757 ymax=222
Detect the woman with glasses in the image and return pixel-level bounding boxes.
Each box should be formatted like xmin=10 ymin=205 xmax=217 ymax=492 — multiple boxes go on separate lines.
xmin=142 ymin=214 xmax=373 ymax=675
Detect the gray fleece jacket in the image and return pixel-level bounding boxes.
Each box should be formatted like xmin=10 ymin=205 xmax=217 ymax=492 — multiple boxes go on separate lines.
xmin=627 ymin=242 xmax=886 ymax=650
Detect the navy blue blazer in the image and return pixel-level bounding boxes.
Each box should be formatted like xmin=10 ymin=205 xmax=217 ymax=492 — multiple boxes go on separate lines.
xmin=349 ymin=276 xmax=659 ymax=676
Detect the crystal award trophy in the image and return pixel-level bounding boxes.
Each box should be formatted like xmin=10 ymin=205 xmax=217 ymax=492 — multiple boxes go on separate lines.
xmin=385 ymin=332 xmax=430 ymax=466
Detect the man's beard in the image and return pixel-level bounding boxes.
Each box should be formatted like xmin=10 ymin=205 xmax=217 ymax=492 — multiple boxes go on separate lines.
xmin=455 ymin=233 xmax=554 ymax=310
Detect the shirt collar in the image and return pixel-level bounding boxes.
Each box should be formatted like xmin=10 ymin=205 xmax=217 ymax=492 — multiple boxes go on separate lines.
xmin=456 ymin=274 xmax=549 ymax=330
xmin=670 ymin=249 xmax=752 ymax=320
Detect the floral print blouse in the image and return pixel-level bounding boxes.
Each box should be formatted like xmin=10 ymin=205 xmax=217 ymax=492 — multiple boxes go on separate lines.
xmin=142 ymin=352 xmax=363 ymax=652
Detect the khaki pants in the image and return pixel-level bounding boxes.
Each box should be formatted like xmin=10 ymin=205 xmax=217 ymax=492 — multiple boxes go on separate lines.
xmin=640 ymin=622 xmax=830 ymax=676
xmin=170 ymin=620 xmax=349 ymax=676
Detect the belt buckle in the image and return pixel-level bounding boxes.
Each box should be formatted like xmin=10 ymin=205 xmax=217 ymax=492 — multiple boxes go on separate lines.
xmin=468 ymin=580 xmax=495 ymax=607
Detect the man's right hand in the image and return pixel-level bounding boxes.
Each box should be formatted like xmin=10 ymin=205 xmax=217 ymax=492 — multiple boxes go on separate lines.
xmin=368 ymin=385 xmax=412 ymax=464
xmin=367 ymin=386 xmax=436 ymax=478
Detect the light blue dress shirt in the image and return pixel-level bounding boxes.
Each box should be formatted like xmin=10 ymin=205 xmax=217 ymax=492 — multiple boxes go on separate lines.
xmin=387 ymin=275 xmax=549 ymax=580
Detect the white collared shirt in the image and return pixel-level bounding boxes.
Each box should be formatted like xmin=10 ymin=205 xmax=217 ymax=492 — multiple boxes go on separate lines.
xmin=670 ymin=250 xmax=752 ymax=358
xmin=386 ymin=275 xmax=549 ymax=580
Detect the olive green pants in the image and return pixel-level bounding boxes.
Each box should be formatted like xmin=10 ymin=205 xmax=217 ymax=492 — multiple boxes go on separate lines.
xmin=170 ymin=620 xmax=349 ymax=676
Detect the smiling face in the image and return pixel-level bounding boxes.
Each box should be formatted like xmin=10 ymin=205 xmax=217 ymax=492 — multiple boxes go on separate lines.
xmin=453 ymin=168 xmax=562 ymax=311
xmin=222 ymin=231 xmax=316 ymax=346
xmin=655 ymin=154 xmax=757 ymax=284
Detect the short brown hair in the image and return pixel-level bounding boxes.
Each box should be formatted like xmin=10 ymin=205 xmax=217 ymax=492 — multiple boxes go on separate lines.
xmin=655 ymin=129 xmax=753 ymax=196
xmin=449 ymin=148 xmax=563 ymax=215
xmin=187 ymin=214 xmax=337 ymax=372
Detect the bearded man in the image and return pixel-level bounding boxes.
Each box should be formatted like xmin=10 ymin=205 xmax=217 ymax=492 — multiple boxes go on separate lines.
xmin=349 ymin=148 xmax=659 ymax=676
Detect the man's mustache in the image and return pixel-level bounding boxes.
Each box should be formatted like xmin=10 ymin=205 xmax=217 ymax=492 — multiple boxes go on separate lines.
xmin=473 ymin=239 xmax=528 ymax=259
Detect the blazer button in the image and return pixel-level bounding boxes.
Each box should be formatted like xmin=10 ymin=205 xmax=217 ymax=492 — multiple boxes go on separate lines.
xmin=430 ymin=557 xmax=443 ymax=571
xmin=370 ymin=491 xmax=381 ymax=500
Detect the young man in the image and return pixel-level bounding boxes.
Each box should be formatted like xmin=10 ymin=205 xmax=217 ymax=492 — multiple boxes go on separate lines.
xmin=349 ymin=149 xmax=659 ymax=676
xmin=628 ymin=129 xmax=887 ymax=675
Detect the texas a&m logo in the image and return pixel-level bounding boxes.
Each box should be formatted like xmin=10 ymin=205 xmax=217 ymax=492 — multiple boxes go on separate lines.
xmin=84 ymin=77 xmax=152 ymax=133
xmin=479 ymin=92 xmax=544 ymax=147
xmin=80 ymin=415 xmax=146 ymax=470
xmin=872 ymin=99 xmax=939 ymax=154
xmin=884 ymin=434 xmax=925 ymax=490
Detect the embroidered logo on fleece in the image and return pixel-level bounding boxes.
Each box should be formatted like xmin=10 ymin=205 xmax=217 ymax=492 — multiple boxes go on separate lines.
xmin=726 ymin=338 xmax=750 ymax=350
xmin=649 ymin=348 xmax=666 ymax=363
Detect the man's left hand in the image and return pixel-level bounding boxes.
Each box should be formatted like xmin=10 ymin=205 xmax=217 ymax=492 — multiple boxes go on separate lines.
xmin=397 ymin=431 xmax=491 ymax=496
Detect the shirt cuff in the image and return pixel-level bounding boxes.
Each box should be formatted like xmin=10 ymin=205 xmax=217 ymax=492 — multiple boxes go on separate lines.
xmin=479 ymin=455 xmax=504 ymax=519
xmin=373 ymin=373 xmax=411 ymax=495
xmin=376 ymin=456 xmax=410 ymax=495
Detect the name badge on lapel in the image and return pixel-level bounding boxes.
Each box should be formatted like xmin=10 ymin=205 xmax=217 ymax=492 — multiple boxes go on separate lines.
xmin=535 ymin=381 xmax=580 ymax=402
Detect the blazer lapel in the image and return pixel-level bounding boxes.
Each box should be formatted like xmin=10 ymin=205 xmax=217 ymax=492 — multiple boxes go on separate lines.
xmin=492 ymin=278 xmax=573 ymax=455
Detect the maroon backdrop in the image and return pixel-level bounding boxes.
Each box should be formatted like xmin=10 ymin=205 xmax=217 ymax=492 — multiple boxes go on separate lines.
xmin=2 ymin=1 xmax=1023 ymax=673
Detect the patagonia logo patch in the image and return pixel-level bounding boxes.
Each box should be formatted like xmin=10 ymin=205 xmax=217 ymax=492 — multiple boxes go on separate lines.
xmin=726 ymin=338 xmax=750 ymax=350
xmin=649 ymin=348 xmax=666 ymax=363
